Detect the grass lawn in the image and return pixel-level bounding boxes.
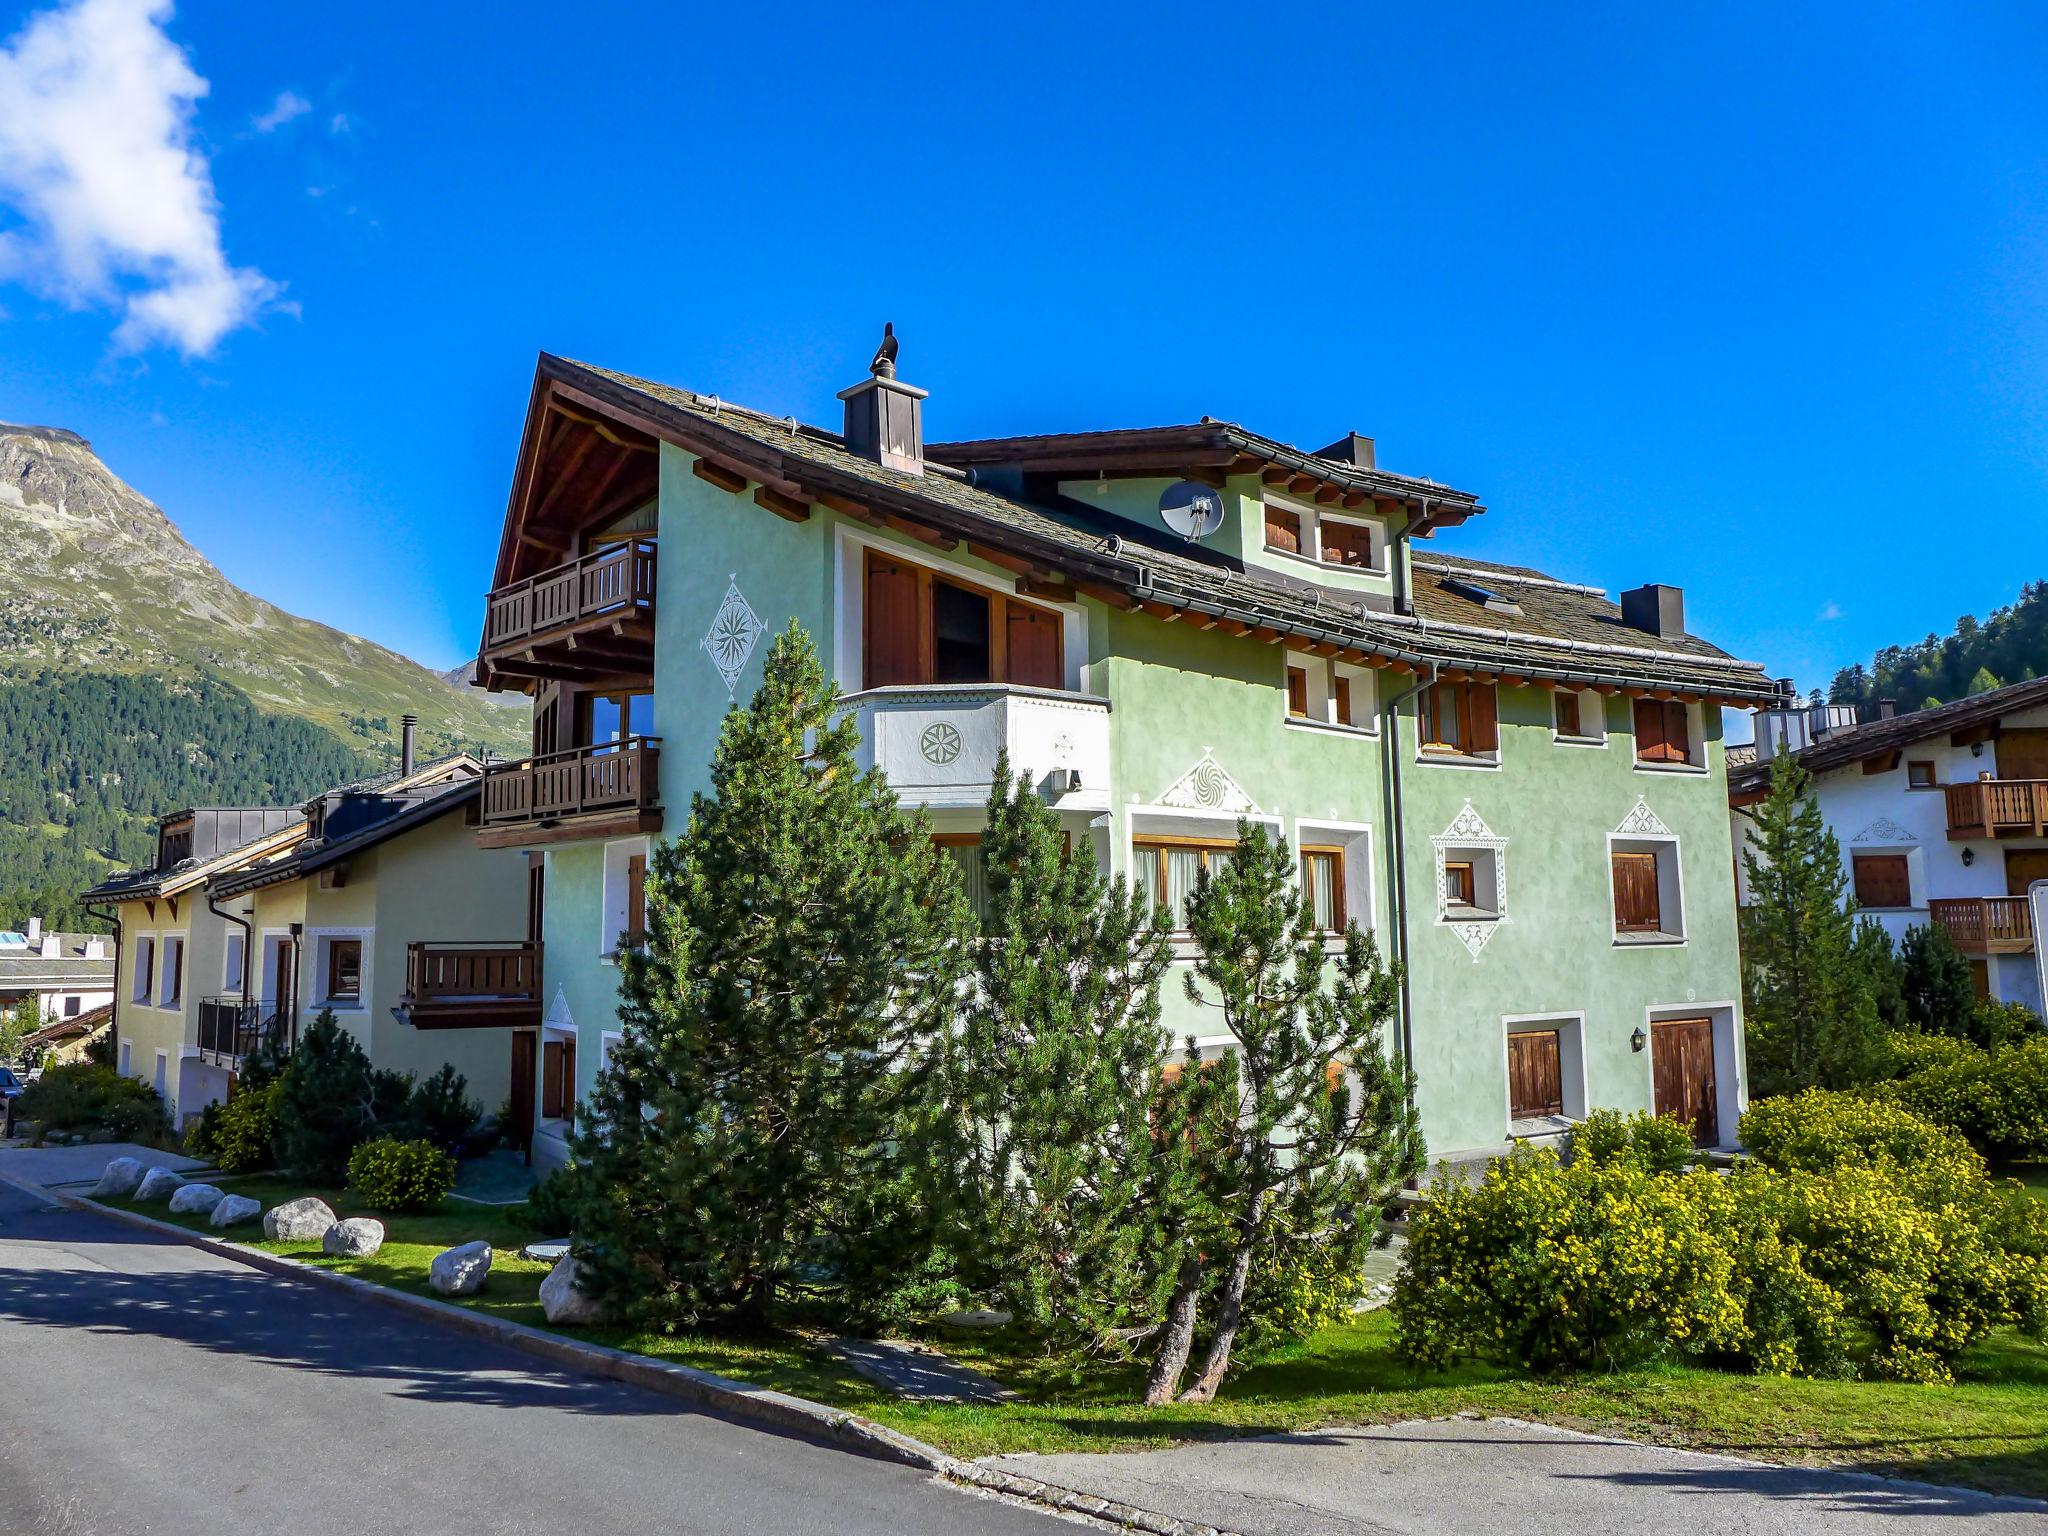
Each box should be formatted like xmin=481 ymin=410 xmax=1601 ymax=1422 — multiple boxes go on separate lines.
xmin=102 ymin=1175 xmax=2048 ymax=1500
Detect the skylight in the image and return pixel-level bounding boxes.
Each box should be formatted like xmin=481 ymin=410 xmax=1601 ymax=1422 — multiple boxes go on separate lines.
xmin=1442 ymin=577 xmax=1524 ymax=616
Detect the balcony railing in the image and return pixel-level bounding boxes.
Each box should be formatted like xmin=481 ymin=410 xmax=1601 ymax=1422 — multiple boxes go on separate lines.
xmin=400 ymin=942 xmax=542 ymax=1028
xmin=1927 ymin=896 xmax=2035 ymax=956
xmin=480 ymin=737 xmax=661 ymax=831
xmin=196 ymin=997 xmax=289 ymax=1069
xmin=841 ymin=684 xmax=1110 ymax=811
xmin=484 ymin=539 xmax=657 ymax=652
xmin=1944 ymin=778 xmax=2048 ymax=840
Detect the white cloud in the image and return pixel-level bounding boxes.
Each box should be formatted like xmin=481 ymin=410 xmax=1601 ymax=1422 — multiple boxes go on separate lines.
xmin=252 ymin=88 xmax=308 ymax=132
xmin=328 ymin=112 xmax=350 ymax=135
xmin=1817 ymin=600 xmax=1845 ymax=622
xmin=0 ymin=0 xmax=281 ymax=356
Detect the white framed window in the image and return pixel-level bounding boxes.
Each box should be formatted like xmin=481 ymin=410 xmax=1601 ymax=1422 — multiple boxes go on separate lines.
xmin=119 ymin=1041 xmax=132 ymax=1076
xmin=131 ymin=935 xmax=155 ymax=1003
xmin=223 ymin=931 xmax=247 ymax=994
xmin=1551 ymin=688 xmax=1607 ymax=746
xmin=600 ymin=837 xmax=652 ymax=958
xmin=1502 ymin=1013 xmax=1588 ymax=1132
xmin=1610 ymin=836 xmax=1686 ymax=944
xmin=158 ymin=935 xmax=185 ymax=1008
xmin=1283 ymin=655 xmax=1378 ymax=735
xmin=1294 ymin=819 xmax=1376 ymax=936
xmin=309 ymin=928 xmax=374 ymax=1009
xmin=1632 ymin=698 xmax=1706 ymax=772
xmin=1439 ymin=845 xmax=1503 ymax=920
xmin=1261 ymin=493 xmax=1388 ymax=575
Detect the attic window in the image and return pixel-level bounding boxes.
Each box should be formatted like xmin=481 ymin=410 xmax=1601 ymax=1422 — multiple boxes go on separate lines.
xmin=1442 ymin=577 xmax=1523 ymax=616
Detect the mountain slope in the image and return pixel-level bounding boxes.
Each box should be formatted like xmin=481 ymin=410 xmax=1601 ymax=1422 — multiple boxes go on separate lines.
xmin=0 ymin=422 xmax=526 ymax=756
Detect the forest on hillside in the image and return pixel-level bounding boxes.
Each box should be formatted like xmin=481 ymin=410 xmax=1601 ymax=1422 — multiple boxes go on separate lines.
xmin=0 ymin=671 xmax=377 ymax=933
xmin=1828 ymin=579 xmax=2048 ymax=714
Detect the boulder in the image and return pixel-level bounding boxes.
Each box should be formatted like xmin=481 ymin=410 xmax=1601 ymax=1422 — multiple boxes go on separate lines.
xmin=166 ymin=1183 xmax=226 ymax=1216
xmin=210 ymin=1194 xmax=262 ymax=1229
xmin=936 ymin=1308 xmax=1015 ymax=1331
xmin=91 ymin=1156 xmax=146 ymax=1198
xmin=323 ymin=1218 xmax=385 ymax=1259
xmin=84 ymin=1128 xmax=117 ymax=1145
xmin=135 ymin=1166 xmax=186 ymax=1202
xmin=263 ymin=1197 xmax=338 ymax=1243
xmin=538 ymin=1254 xmax=607 ymax=1326
xmin=429 ymin=1240 xmax=492 ymax=1297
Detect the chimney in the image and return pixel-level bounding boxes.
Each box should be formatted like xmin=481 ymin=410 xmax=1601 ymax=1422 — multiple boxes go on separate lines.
xmin=25 ymin=916 xmax=41 ymax=944
xmin=1876 ymin=700 xmax=1897 ymax=720
xmin=1620 ymin=583 xmax=1685 ymax=640
xmin=85 ymin=936 xmax=105 ymax=960
xmin=40 ymin=933 xmax=59 ymax=958
xmin=400 ymin=714 xmax=417 ymax=777
xmin=1315 ymin=433 xmax=1376 ymax=470
xmin=838 ymin=322 xmax=927 ymax=476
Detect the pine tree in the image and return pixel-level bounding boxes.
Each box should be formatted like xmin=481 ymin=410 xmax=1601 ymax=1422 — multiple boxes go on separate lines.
xmin=1900 ymin=922 xmax=1978 ymax=1038
xmin=1144 ymin=821 xmax=1422 ymax=1405
xmin=567 ymin=623 xmax=971 ymax=1329
xmin=935 ymin=754 xmax=1176 ymax=1356
xmin=274 ymin=1010 xmax=377 ymax=1181
xmin=1739 ymin=755 xmax=1885 ymax=1093
xmin=1853 ymin=919 xmax=1909 ymax=1034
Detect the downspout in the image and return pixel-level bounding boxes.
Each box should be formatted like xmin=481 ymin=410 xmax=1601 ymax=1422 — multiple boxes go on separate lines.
xmin=1380 ymin=504 xmax=1437 ymax=1072
xmin=206 ymin=888 xmax=255 ymax=1065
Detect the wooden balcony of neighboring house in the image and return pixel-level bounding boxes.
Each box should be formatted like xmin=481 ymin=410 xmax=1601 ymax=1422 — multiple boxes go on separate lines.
xmin=397 ymin=942 xmax=544 ymax=1029
xmin=480 ymin=539 xmax=657 ymax=685
xmin=1926 ymin=896 xmax=2035 ymax=957
xmin=840 ymin=684 xmax=1111 ymax=812
xmin=476 ymin=737 xmax=662 ymax=848
xmin=1944 ymin=776 xmax=2048 ymax=841
xmin=195 ymin=997 xmax=290 ymax=1070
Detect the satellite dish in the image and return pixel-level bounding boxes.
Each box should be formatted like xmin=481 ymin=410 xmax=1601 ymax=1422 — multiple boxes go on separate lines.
xmin=1159 ymin=481 xmax=1226 ymax=542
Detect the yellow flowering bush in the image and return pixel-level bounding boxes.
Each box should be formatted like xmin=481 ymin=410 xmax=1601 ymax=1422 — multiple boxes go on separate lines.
xmin=1872 ymin=1037 xmax=2048 ymax=1165
xmin=1392 ymin=1148 xmax=1743 ymax=1372
xmin=1570 ymin=1109 xmax=1696 ymax=1174
xmin=1739 ymin=1089 xmax=1981 ymax=1183
xmin=346 ymin=1136 xmax=457 ymax=1212
xmin=1241 ymin=1233 xmax=1369 ymax=1353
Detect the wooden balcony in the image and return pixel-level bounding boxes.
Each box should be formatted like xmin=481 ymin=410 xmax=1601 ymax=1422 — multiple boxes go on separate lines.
xmin=398 ymin=942 xmax=543 ymax=1029
xmin=481 ymin=540 xmax=656 ymax=685
xmin=196 ymin=997 xmax=289 ymax=1069
xmin=1927 ymin=896 xmax=2035 ymax=956
xmin=477 ymin=737 xmax=662 ymax=847
xmin=1944 ymin=778 xmax=2048 ymax=840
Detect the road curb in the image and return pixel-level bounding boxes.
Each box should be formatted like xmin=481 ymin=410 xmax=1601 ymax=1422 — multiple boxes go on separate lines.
xmin=0 ymin=1169 xmax=1245 ymax=1536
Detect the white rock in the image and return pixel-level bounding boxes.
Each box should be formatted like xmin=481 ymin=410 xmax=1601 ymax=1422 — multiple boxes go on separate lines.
xmin=167 ymin=1183 xmax=226 ymax=1215
xmin=210 ymin=1194 xmax=262 ymax=1229
xmin=937 ymin=1308 xmax=1014 ymax=1330
xmin=429 ymin=1241 xmax=492 ymax=1296
xmin=538 ymin=1254 xmax=607 ymax=1326
xmin=91 ymin=1156 xmax=146 ymax=1197
xmin=135 ymin=1166 xmax=185 ymax=1202
xmin=263 ymin=1196 xmax=338 ymax=1242
xmin=323 ymin=1217 xmax=385 ymax=1258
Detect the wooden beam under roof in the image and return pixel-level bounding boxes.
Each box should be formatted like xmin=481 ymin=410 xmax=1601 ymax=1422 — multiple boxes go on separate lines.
xmin=883 ymin=513 xmax=957 ymax=550
xmin=753 ymin=487 xmax=812 ymax=523
xmin=1181 ymin=465 xmax=1227 ymax=489
xmin=691 ymin=457 xmax=749 ymax=494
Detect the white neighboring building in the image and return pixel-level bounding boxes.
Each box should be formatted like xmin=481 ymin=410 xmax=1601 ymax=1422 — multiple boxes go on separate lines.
xmin=1729 ymin=680 xmax=2048 ymax=1012
xmin=0 ymin=918 xmax=117 ymax=1024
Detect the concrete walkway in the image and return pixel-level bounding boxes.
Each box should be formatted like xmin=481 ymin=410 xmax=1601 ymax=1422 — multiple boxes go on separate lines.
xmin=0 ymin=1142 xmax=203 ymax=1190
xmin=994 ymin=1417 xmax=2047 ymax=1535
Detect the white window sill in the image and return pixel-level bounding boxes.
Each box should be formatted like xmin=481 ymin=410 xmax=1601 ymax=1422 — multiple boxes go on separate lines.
xmin=1509 ymin=1115 xmax=1577 ymax=1140
xmin=1260 ymin=543 xmax=1390 ymax=580
xmin=1552 ymin=734 xmax=1608 ymax=749
xmin=1284 ymin=716 xmax=1380 ymax=741
xmin=1612 ymin=931 xmax=1686 ymax=947
xmin=316 ymin=1000 xmax=366 ymax=1013
xmin=1633 ymin=760 xmax=1707 ymax=776
xmin=1418 ymin=749 xmax=1500 ymax=771
xmin=1442 ymin=906 xmax=1501 ymax=924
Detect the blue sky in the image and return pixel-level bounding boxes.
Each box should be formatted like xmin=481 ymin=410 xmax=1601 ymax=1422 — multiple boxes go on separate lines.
xmin=2 ymin=1 xmax=2046 ymax=711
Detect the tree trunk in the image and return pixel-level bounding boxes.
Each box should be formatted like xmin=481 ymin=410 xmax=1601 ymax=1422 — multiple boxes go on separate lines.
xmin=1142 ymin=1254 xmax=1203 ymax=1406
xmin=1178 ymin=1232 xmax=1255 ymax=1403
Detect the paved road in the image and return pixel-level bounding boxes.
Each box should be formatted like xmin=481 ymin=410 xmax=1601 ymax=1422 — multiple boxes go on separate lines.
xmin=1003 ymin=1419 xmax=2048 ymax=1536
xmin=0 ymin=1181 xmax=1064 ymax=1536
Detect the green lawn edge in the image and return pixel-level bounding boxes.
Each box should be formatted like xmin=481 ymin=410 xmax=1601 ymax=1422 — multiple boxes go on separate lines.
xmin=101 ymin=1174 xmax=2048 ymax=1502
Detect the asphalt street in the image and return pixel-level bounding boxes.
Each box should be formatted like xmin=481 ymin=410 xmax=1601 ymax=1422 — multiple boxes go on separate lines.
xmin=0 ymin=1180 xmax=1065 ymax=1536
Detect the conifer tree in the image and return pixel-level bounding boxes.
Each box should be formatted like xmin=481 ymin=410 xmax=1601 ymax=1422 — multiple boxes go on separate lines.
xmin=1739 ymin=754 xmax=1885 ymax=1093
xmin=1144 ymin=821 xmax=1421 ymax=1405
xmin=1900 ymin=921 xmax=1978 ymax=1039
xmin=567 ymin=623 xmax=970 ymax=1329
xmin=935 ymin=755 xmax=1176 ymax=1355
xmin=274 ymin=1009 xmax=377 ymax=1182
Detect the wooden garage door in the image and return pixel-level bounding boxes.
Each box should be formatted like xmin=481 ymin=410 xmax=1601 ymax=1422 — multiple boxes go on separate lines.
xmin=1507 ymin=1029 xmax=1563 ymax=1119
xmin=1652 ymin=1018 xmax=1718 ymax=1147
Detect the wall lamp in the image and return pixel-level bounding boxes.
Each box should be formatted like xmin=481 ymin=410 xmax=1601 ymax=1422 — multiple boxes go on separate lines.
xmin=1630 ymin=1026 xmax=1648 ymax=1053
xmin=1962 ymin=848 xmax=1976 ymax=867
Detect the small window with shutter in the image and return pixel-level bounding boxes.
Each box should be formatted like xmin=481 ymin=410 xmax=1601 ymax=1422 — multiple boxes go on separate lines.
xmin=1420 ymin=681 xmax=1499 ymax=759
xmin=1286 ymin=666 xmax=1309 ymax=718
xmin=1633 ymin=699 xmax=1694 ymax=765
xmin=1264 ymin=504 xmax=1301 ymax=554
xmin=1318 ymin=518 xmax=1375 ymax=568
xmin=1611 ymin=851 xmax=1662 ymax=932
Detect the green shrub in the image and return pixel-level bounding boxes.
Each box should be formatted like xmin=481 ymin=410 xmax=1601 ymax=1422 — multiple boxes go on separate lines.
xmin=1739 ymin=1088 xmax=1982 ymax=1182
xmin=346 ymin=1137 xmax=456 ymax=1212
xmin=206 ymin=1080 xmax=281 ymax=1174
xmin=1870 ymin=1037 xmax=2048 ymax=1165
xmin=1570 ymin=1109 xmax=1696 ymax=1173
xmin=17 ymin=1063 xmax=168 ymax=1142
xmin=399 ymin=1064 xmax=481 ymax=1152
xmin=1972 ymin=998 xmax=2043 ymax=1049
xmin=1392 ymin=1149 xmax=1743 ymax=1373
xmin=274 ymin=1011 xmax=376 ymax=1183
xmin=1239 ymin=1231 xmax=1369 ymax=1354
xmin=1878 ymin=1030 xmax=1979 ymax=1080
xmin=520 ymin=1165 xmax=584 ymax=1235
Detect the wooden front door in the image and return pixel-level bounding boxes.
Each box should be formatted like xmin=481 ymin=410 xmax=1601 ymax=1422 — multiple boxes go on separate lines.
xmin=1652 ymin=1017 xmax=1718 ymax=1146
xmin=508 ymin=1031 xmax=537 ymax=1158
xmin=1998 ymin=728 xmax=2048 ymax=781
xmin=1507 ymin=1029 xmax=1564 ymax=1119
xmin=2005 ymin=850 xmax=2048 ymax=897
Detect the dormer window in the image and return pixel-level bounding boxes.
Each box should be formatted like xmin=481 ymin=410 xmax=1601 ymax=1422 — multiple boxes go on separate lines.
xmin=1264 ymin=505 xmax=1302 ymax=555
xmin=1317 ymin=516 xmax=1374 ymax=569
xmin=1259 ymin=498 xmax=1387 ymax=575
xmin=863 ymin=548 xmax=1064 ymax=691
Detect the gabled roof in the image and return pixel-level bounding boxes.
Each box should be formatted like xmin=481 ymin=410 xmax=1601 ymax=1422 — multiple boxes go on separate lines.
xmin=500 ymin=355 xmax=1779 ymax=705
xmin=210 ymin=763 xmax=481 ymax=898
xmin=1727 ymin=673 xmax=2048 ymax=795
xmin=23 ymin=1002 xmax=111 ymax=1049
xmin=84 ymin=817 xmax=308 ymax=905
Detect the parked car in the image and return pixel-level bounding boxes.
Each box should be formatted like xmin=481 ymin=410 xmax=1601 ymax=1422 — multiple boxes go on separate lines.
xmin=0 ymin=1066 xmax=23 ymax=1102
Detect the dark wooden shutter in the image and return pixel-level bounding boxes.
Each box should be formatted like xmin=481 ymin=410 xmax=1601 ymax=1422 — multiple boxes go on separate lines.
xmin=1555 ymin=692 xmax=1581 ymax=737
xmin=1469 ymin=684 xmax=1499 ymax=754
xmin=1264 ymin=505 xmax=1300 ymax=553
xmin=526 ymin=854 xmax=546 ymax=944
xmin=1286 ymin=667 xmax=1309 ymax=717
xmin=1004 ymin=602 xmax=1063 ymax=689
xmin=1507 ymin=1029 xmax=1564 ymax=1119
xmin=1320 ymin=520 xmax=1372 ymax=566
xmin=626 ymin=853 xmax=647 ymax=946
xmin=1333 ymin=674 xmax=1352 ymax=727
xmin=541 ymin=1040 xmax=565 ymax=1119
xmin=508 ymin=1033 xmax=537 ymax=1150
xmin=863 ymin=551 xmax=923 ymax=687
xmin=1662 ymin=702 xmax=1692 ymax=763
xmin=1852 ymin=853 xmax=1911 ymax=909
xmin=562 ymin=1039 xmax=577 ymax=1126
xmin=1633 ymin=698 xmax=1668 ymax=761
xmin=1999 ymin=729 xmax=2048 ymax=780
xmin=1612 ymin=851 xmax=1662 ymax=931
